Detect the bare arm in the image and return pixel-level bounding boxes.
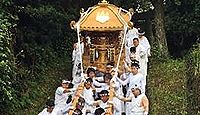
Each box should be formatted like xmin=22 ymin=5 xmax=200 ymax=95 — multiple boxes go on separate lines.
xmin=142 ymin=95 xmax=149 ymax=113
xmin=63 ymin=89 xmax=71 ymax=93
xmin=115 ymin=95 xmax=132 ymax=102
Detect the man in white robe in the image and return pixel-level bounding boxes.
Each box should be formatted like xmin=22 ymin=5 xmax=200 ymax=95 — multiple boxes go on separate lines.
xmin=54 ymin=80 xmax=74 ymax=113
xmin=125 ymin=22 xmax=138 ymax=62
xmin=94 ymin=90 xmax=110 ymax=111
xmin=138 ymin=29 xmax=150 ymax=79
xmin=112 ymin=82 xmax=123 ymax=115
xmin=38 ymin=99 xmax=58 ymax=115
xmin=72 ymin=41 xmax=84 ymax=85
xmin=126 ymin=22 xmax=139 ymax=48
xmin=82 ymin=78 xmax=96 ymax=114
xmin=129 ymin=37 xmax=147 ymax=81
xmin=116 ymin=88 xmax=149 ymax=115
xmin=115 ymin=63 xmax=145 ymax=115
xmin=85 ymin=67 xmax=107 ymax=94
xmin=138 ymin=30 xmax=150 ymax=57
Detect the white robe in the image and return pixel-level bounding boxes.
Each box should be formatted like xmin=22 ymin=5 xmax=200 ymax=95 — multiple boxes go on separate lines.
xmin=130 ymin=94 xmax=146 ymax=115
xmin=125 ymin=28 xmax=138 ymax=62
xmin=72 ymin=42 xmax=84 ymax=84
xmin=139 ymin=36 xmax=150 ymax=84
xmin=116 ymin=72 xmax=145 ymax=115
xmin=112 ymin=77 xmax=123 ymax=115
xmin=38 ymin=108 xmax=58 ymax=115
xmin=139 ymin=36 xmax=151 ymax=58
xmin=127 ymin=44 xmax=147 ymax=80
xmin=56 ymin=102 xmax=72 ymax=115
xmin=82 ymin=88 xmax=96 ymax=114
xmin=116 ymin=72 xmax=145 ymax=94
xmin=99 ymin=100 xmax=108 ymax=110
xmin=126 ymin=28 xmax=139 ymax=47
xmin=54 ymin=87 xmax=73 ymax=112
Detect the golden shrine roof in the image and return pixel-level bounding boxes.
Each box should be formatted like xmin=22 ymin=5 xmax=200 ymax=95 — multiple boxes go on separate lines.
xmin=71 ymin=0 xmax=133 ymax=31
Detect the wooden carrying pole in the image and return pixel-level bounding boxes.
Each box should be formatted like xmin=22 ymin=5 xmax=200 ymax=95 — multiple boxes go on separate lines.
xmin=68 ymin=82 xmax=85 ymax=115
xmin=105 ymin=85 xmax=115 ymax=115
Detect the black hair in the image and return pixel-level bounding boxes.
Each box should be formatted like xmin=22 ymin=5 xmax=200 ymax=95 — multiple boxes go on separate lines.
xmin=131 ymin=63 xmax=140 ymax=69
xmin=130 ymin=46 xmax=136 ymax=53
xmin=46 ymin=99 xmax=55 ymax=107
xmin=68 ymin=83 xmax=74 ymax=88
xmin=132 ymin=37 xmax=139 ymax=41
xmin=85 ymin=78 xmax=93 ymax=83
xmin=138 ymin=29 xmax=145 ymax=34
xmin=78 ymin=97 xmax=85 ymax=104
xmin=73 ymin=108 xmax=83 ymax=115
xmin=87 ymin=68 xmax=96 ymax=75
xmin=99 ymin=90 xmax=109 ymax=95
xmin=103 ymin=73 xmax=112 ymax=81
xmin=131 ymin=60 xmax=139 ymax=64
xmin=106 ymin=62 xmax=114 ymax=67
xmin=94 ymin=107 xmax=105 ymax=115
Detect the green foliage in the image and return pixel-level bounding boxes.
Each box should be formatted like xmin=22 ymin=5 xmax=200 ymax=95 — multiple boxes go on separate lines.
xmin=17 ymin=4 xmax=76 ymax=57
xmin=109 ymin=0 xmax=152 ymax=12
xmin=1 ymin=0 xmax=77 ymax=114
xmin=165 ymin=0 xmax=200 ymax=34
xmin=149 ymin=42 xmax=199 ymax=115
xmin=9 ymin=1 xmax=76 ymax=114
xmin=15 ymin=57 xmax=72 ymax=115
xmin=165 ymin=0 xmax=200 ymax=57
xmin=0 ymin=0 xmax=18 ymax=113
xmin=148 ymin=58 xmax=187 ymax=115
xmin=185 ymin=42 xmax=200 ymax=114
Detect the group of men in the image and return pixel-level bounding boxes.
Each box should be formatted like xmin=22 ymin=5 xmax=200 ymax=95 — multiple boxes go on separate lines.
xmin=39 ymin=23 xmax=151 ymax=115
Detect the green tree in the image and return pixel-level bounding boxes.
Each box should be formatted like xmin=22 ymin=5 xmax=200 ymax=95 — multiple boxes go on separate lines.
xmin=165 ymin=0 xmax=200 ymax=57
xmin=151 ymin=0 xmax=169 ymax=57
xmin=0 ymin=0 xmax=18 ymax=113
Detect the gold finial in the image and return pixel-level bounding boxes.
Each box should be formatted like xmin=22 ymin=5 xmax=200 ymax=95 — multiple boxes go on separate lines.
xmin=99 ymin=0 xmax=109 ymax=6
xmin=101 ymin=0 xmax=108 ymax=3
xmin=129 ymin=8 xmax=134 ymax=16
xmin=80 ymin=8 xmax=84 ymax=13
xmin=80 ymin=8 xmax=84 ymax=17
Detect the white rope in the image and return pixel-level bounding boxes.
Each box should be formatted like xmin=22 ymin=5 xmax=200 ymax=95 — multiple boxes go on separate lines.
xmin=76 ymin=24 xmax=84 ymax=80
xmin=113 ymin=7 xmax=129 ymax=78
xmin=74 ymin=7 xmax=95 ymax=81
xmin=114 ymin=25 xmax=127 ymax=77
xmin=73 ymin=6 xmax=100 ymax=82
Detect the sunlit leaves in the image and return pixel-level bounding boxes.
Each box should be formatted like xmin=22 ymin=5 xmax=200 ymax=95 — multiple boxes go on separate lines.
xmin=0 ymin=0 xmax=17 ymax=113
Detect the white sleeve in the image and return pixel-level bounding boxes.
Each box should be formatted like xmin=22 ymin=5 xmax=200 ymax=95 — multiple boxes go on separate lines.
xmin=145 ymin=38 xmax=151 ymax=56
xmin=93 ymin=80 xmax=107 ymax=87
xmin=95 ymin=76 xmax=104 ymax=82
xmin=115 ymin=75 xmax=129 ymax=86
xmin=139 ymin=46 xmax=146 ymax=58
xmin=60 ymin=102 xmax=72 ymax=114
xmin=145 ymin=37 xmax=151 ymax=49
xmin=140 ymin=75 xmax=146 ymax=93
xmin=72 ymin=49 xmax=76 ymax=61
xmin=38 ymin=108 xmax=46 ymax=115
xmin=86 ymin=99 xmax=95 ymax=106
xmin=95 ymin=87 xmax=104 ymax=93
xmin=56 ymin=87 xmax=65 ymax=95
xmin=113 ymin=99 xmax=121 ymax=112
